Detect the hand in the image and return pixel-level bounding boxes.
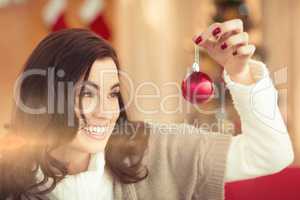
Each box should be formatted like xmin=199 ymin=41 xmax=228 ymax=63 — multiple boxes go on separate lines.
xmin=193 ymin=19 xmax=256 ymax=85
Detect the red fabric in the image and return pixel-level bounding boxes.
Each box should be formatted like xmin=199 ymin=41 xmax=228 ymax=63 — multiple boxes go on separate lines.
xmin=89 ymin=14 xmax=111 ymax=40
xmin=225 ymin=167 xmax=300 ymax=200
xmin=51 ymin=13 xmax=68 ymax=32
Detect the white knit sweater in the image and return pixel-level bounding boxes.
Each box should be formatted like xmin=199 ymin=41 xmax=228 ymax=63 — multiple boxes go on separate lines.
xmin=37 ymin=60 xmax=293 ymax=199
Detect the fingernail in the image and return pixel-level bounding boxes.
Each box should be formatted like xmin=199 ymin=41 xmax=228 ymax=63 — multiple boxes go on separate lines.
xmin=212 ymin=27 xmax=221 ymax=36
xmin=221 ymin=43 xmax=228 ymax=50
xmin=233 ymin=50 xmax=238 ymax=56
xmin=195 ymin=36 xmax=203 ymax=45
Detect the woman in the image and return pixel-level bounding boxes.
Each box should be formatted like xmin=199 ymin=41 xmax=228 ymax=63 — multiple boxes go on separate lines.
xmin=0 ymin=19 xmax=294 ymax=200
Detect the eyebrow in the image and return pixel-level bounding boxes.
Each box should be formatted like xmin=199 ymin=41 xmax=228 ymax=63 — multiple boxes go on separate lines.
xmin=85 ymin=81 xmax=120 ymax=90
xmin=111 ymin=82 xmax=120 ymax=90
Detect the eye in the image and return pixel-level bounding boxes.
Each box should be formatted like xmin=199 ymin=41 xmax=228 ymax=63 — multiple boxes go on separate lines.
xmin=81 ymin=90 xmax=94 ymax=98
xmin=110 ymin=91 xmax=120 ymax=98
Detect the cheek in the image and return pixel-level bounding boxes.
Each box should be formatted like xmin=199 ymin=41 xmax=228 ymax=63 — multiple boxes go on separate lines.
xmin=114 ymin=101 xmax=121 ymax=117
xmin=78 ymin=98 xmax=99 ymax=116
xmin=109 ymin=98 xmax=121 ymax=118
xmin=110 ymin=109 xmax=120 ymax=127
xmin=74 ymin=97 xmax=121 ymax=126
xmin=74 ymin=96 xmax=92 ymax=120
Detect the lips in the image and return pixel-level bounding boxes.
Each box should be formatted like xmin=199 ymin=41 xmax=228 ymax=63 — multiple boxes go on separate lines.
xmin=82 ymin=125 xmax=109 ymax=140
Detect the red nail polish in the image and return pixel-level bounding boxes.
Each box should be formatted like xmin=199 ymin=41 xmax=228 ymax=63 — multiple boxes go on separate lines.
xmin=195 ymin=36 xmax=203 ymax=44
xmin=233 ymin=50 xmax=238 ymax=56
xmin=221 ymin=43 xmax=227 ymax=50
xmin=212 ymin=27 xmax=221 ymax=36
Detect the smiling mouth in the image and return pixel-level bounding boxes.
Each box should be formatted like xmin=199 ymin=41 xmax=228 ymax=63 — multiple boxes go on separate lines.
xmin=82 ymin=125 xmax=109 ymax=140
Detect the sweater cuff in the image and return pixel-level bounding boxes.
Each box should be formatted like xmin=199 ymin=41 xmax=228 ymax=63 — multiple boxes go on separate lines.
xmin=195 ymin=133 xmax=232 ymax=200
xmin=223 ymin=59 xmax=270 ymax=90
xmin=207 ymin=134 xmax=232 ymax=200
xmin=222 ymin=60 xmax=276 ymax=115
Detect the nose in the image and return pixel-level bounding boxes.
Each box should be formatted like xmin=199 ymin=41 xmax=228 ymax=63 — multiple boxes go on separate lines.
xmin=92 ymin=96 xmax=117 ymax=120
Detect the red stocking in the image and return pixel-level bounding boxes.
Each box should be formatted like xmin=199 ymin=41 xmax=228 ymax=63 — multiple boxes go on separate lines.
xmin=43 ymin=0 xmax=68 ymax=32
xmin=80 ymin=0 xmax=111 ymax=40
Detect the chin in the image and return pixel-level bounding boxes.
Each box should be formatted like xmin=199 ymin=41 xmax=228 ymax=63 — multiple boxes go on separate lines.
xmin=85 ymin=138 xmax=109 ymax=153
xmin=72 ymin=127 xmax=114 ymax=154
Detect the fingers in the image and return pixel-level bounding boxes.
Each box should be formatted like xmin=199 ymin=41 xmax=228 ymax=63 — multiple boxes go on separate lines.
xmin=193 ymin=22 xmax=221 ymax=45
xmin=221 ymin=32 xmax=254 ymax=57
xmin=236 ymin=44 xmax=256 ymax=57
xmin=193 ymin=19 xmax=244 ymax=46
xmin=193 ymin=19 xmax=255 ymax=58
xmin=219 ymin=19 xmax=244 ymax=38
xmin=215 ymin=19 xmax=244 ymax=45
xmin=220 ymin=32 xmax=249 ymax=50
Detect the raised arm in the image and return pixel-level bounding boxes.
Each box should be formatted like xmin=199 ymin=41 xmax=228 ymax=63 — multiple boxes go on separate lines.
xmin=224 ymin=59 xmax=294 ymax=182
xmin=193 ymin=19 xmax=294 ymax=182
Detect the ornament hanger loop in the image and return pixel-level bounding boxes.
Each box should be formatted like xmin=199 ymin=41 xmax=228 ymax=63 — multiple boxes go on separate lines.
xmin=192 ymin=45 xmax=200 ymax=72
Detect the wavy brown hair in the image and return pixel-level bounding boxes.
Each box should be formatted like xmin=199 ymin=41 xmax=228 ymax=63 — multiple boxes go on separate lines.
xmin=0 ymin=29 xmax=150 ymax=200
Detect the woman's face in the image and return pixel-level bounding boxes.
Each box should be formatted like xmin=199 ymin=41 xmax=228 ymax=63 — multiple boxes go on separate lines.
xmin=72 ymin=57 xmax=121 ymax=153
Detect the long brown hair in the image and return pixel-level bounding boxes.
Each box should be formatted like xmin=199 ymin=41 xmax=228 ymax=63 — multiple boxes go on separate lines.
xmin=0 ymin=29 xmax=150 ymax=199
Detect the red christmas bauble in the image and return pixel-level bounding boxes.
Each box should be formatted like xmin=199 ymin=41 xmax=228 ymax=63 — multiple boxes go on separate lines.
xmin=181 ymin=71 xmax=214 ymax=104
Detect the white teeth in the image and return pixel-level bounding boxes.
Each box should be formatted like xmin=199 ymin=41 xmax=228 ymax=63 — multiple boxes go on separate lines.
xmin=83 ymin=125 xmax=107 ymax=135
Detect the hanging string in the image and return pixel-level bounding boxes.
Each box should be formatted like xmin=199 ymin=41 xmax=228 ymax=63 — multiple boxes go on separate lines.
xmin=192 ymin=44 xmax=200 ymax=72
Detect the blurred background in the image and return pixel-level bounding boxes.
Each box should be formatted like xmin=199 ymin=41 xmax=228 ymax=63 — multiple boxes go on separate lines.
xmin=0 ymin=0 xmax=299 ymax=168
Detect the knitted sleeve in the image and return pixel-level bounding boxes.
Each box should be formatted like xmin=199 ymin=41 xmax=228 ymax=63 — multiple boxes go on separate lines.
xmin=223 ymin=59 xmax=294 ymax=182
xmin=192 ymin=129 xmax=232 ymax=200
